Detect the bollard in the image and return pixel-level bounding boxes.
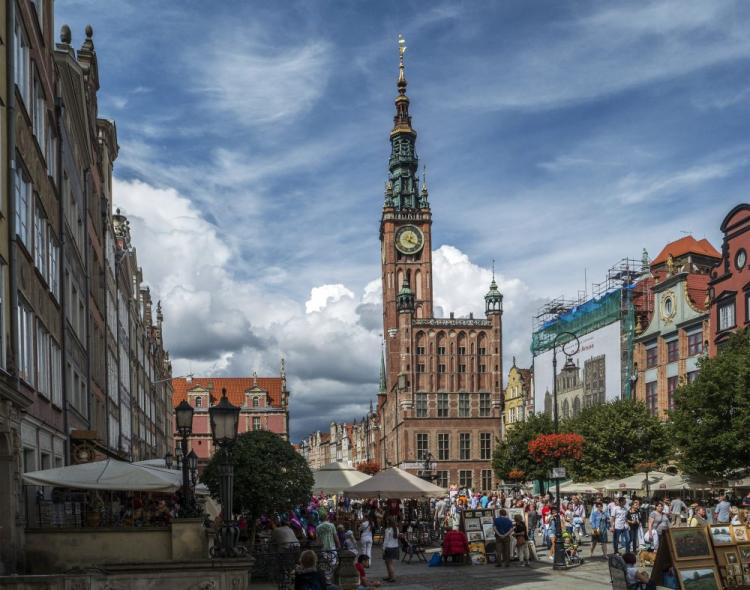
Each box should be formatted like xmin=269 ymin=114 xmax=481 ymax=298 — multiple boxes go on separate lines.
xmin=334 ymin=549 xmax=360 ymax=590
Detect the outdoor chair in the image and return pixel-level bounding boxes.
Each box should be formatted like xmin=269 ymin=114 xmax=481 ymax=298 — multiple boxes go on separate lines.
xmin=608 ymin=554 xmax=630 ymax=590
xmin=400 ymin=533 xmax=427 ymax=563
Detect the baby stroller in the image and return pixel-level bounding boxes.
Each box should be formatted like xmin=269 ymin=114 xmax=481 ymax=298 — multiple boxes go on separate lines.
xmin=562 ymin=531 xmax=584 ymax=566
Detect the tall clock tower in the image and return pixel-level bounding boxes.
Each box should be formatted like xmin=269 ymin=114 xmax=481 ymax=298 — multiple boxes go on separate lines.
xmin=381 ymin=36 xmax=434 ymax=389
xmin=377 ymin=37 xmax=505 ymax=492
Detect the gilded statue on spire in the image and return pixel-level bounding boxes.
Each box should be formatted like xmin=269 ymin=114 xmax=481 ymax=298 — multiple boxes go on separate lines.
xmin=398 ymin=34 xmax=406 ymax=81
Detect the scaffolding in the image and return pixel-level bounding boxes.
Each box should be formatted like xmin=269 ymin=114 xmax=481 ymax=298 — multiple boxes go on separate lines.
xmin=531 ymin=257 xmax=654 ymax=400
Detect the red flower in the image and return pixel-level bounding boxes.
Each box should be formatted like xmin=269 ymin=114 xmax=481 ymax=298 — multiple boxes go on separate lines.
xmin=355 ymin=460 xmax=381 ymax=475
xmin=507 ymin=469 xmax=526 ymax=481
xmin=528 ymin=433 xmax=584 ymax=463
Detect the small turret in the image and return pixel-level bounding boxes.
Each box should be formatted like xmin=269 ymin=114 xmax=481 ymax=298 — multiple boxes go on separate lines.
xmin=397 ymin=274 xmax=415 ymax=312
xmin=379 ymin=345 xmax=387 ymax=394
xmin=485 ymin=266 xmax=503 ymax=316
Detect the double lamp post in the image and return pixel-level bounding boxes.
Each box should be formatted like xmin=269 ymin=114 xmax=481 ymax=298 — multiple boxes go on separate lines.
xmin=169 ymin=388 xmax=242 ymax=557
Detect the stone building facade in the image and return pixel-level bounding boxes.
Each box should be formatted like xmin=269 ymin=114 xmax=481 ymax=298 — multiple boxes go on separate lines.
xmin=171 ymin=373 xmax=289 ymax=465
xmin=0 ymin=3 xmax=173 ymax=574
xmin=708 ymin=204 xmax=750 ymax=354
xmin=299 ymin=405 xmax=380 ymax=470
xmin=376 ymin=41 xmax=503 ymax=492
xmin=503 ymin=360 xmax=532 ymax=429
xmin=634 ymin=236 xmax=720 ymax=419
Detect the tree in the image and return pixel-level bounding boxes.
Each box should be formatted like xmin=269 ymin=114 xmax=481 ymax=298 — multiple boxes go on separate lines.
xmin=563 ymin=399 xmax=671 ymax=481
xmin=669 ymin=331 xmax=750 ymax=478
xmin=202 ymin=431 xmax=313 ymax=548
xmin=356 ymin=460 xmax=381 ymax=475
xmin=492 ymin=412 xmax=554 ymax=489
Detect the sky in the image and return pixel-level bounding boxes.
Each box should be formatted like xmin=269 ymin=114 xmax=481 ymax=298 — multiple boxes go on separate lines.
xmin=56 ymin=0 xmax=750 ymax=441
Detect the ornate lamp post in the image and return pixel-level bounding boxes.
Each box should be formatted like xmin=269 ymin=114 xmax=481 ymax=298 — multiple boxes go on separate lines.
xmin=175 ymin=399 xmax=198 ymax=516
xmin=551 ymin=330 xmax=580 ymax=570
xmin=209 ymin=388 xmax=241 ymax=557
xmin=418 ymin=452 xmax=436 ymax=482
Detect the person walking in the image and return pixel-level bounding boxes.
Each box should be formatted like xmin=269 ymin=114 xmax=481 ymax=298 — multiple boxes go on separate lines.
xmin=714 ymin=495 xmax=732 ymax=524
xmin=382 ymin=517 xmax=399 ymax=583
xmin=611 ymin=496 xmax=630 ymax=555
xmin=670 ymin=496 xmax=687 ymax=526
xmin=589 ymin=501 xmax=610 ymax=558
xmin=316 ymin=513 xmax=340 ymax=552
xmin=493 ymin=509 xmax=514 ymax=567
xmin=359 ymin=518 xmax=373 ymax=561
xmin=626 ymin=499 xmax=642 ymax=553
xmin=647 ymin=502 xmax=670 ymax=551
xmin=689 ymin=506 xmax=707 ymax=527
xmin=513 ymin=513 xmax=530 ymax=566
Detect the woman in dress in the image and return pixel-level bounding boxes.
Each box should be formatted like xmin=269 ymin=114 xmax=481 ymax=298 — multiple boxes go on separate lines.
xmin=589 ymin=501 xmax=610 ymax=558
xmin=382 ymin=517 xmax=400 ymax=583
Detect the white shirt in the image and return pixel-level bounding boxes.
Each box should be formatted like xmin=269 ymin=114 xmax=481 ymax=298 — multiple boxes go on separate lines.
xmin=613 ymin=506 xmax=628 ymax=530
xmin=383 ymin=528 xmax=399 ymax=549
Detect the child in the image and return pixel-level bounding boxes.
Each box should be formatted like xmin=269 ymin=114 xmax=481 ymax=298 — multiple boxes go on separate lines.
xmin=623 ymin=552 xmax=656 ymax=590
xmin=572 ymin=514 xmax=584 ymax=542
xmin=355 ymin=554 xmax=381 ymax=589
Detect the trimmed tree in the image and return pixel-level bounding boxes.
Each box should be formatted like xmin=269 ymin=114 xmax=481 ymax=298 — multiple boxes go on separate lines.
xmin=201 ymin=430 xmax=313 ymax=549
xmin=669 ymin=331 xmax=750 ymax=478
xmin=563 ymin=398 xmax=671 ymax=481
xmin=492 ymin=412 xmax=554 ymax=490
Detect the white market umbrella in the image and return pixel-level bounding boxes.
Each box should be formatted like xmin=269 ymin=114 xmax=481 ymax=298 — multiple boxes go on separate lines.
xmin=313 ymin=462 xmax=372 ymax=494
xmin=604 ymin=471 xmax=670 ymax=491
xmin=134 ymin=459 xmax=210 ymax=496
xmin=343 ymin=467 xmax=447 ymax=498
xmin=22 ymin=458 xmax=180 ymax=492
xmin=655 ymin=474 xmax=716 ymax=491
xmin=559 ymin=481 xmax=599 ymax=494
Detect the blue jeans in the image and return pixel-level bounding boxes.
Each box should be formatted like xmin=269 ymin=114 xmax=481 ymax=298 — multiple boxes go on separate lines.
xmin=613 ymin=528 xmax=630 ymax=554
xmin=628 ymin=526 xmax=640 ymax=553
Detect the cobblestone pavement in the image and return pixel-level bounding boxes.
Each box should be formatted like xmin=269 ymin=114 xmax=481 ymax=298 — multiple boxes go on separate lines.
xmin=251 ymin=549 xmax=614 ymax=589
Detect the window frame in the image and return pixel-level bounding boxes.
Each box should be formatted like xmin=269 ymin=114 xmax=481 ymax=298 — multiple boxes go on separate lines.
xmin=437 ymin=392 xmax=448 ymax=417
xmin=459 ymin=432 xmax=471 ymax=460
xmin=415 ymin=392 xmax=427 ymax=417
xmin=437 ymin=433 xmax=449 ymax=461
xmin=480 ymin=432 xmax=492 ymax=460
xmin=479 ymin=392 xmax=491 ymax=416
xmin=458 ymin=392 xmax=470 ymax=417
xmin=666 ymin=339 xmax=678 ymax=363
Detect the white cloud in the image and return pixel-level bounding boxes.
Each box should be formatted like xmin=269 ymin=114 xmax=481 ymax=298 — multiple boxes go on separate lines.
xmin=192 ymin=37 xmax=332 ymax=127
xmin=115 ymin=178 xmax=538 ymax=438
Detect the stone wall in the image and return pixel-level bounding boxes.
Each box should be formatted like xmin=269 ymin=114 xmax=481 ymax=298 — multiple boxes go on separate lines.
xmin=24 ymin=519 xmax=208 ymax=574
xmin=0 ymin=559 xmax=251 ymax=590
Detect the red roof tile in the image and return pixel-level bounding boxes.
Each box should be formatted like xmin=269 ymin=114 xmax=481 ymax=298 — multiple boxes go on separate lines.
xmin=652 ymin=236 xmax=720 ymax=266
xmin=686 ymin=274 xmax=711 ymax=310
xmin=172 ymin=376 xmax=284 ymax=408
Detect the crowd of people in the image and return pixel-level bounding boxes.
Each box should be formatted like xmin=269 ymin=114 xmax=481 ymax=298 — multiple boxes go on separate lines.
xmin=262 ymin=488 xmax=750 ymax=589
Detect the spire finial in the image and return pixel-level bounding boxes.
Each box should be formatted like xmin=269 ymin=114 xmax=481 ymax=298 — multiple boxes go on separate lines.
xmin=421 ymin=164 xmax=427 ymax=193
xmin=379 ymin=339 xmax=387 ymax=394
xmin=492 ymin=259 xmax=496 ymax=281
xmin=398 ymin=34 xmax=406 ymax=87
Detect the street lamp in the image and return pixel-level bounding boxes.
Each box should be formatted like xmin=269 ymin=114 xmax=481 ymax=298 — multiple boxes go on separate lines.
xmin=174 ymin=399 xmax=198 ymax=516
xmin=551 ymin=330 xmax=580 ymax=570
xmin=418 ymin=452 xmax=436 ymax=482
xmin=209 ymin=388 xmax=241 ymax=558
xmin=164 ymin=452 xmax=174 ymax=469
xmin=187 ymin=450 xmax=199 ymax=486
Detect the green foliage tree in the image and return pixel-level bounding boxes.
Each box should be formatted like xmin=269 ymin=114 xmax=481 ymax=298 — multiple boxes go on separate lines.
xmin=492 ymin=412 xmax=554 ymax=489
xmin=202 ymin=430 xmax=313 ymax=548
xmin=669 ymin=331 xmax=750 ymax=478
xmin=563 ymin=398 xmax=672 ymax=481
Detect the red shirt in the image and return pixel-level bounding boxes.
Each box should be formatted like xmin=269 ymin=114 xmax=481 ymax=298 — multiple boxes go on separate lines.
xmin=541 ymin=505 xmax=551 ymax=524
xmin=355 ymin=562 xmax=366 ymax=581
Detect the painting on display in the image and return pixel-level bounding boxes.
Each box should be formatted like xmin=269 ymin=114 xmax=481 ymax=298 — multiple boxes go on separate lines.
xmin=464 ymin=518 xmax=481 ymax=532
xmin=670 ymin=528 xmax=713 ymax=561
xmin=709 ymin=525 xmax=733 ymax=546
xmin=677 ymin=566 xmax=721 ymax=590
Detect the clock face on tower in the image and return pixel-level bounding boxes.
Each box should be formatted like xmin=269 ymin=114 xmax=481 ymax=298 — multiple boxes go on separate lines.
xmin=395 ymin=225 xmax=424 ymax=255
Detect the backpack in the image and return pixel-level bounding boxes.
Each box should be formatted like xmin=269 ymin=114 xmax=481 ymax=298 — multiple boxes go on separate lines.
xmin=295 ymin=571 xmax=325 ymax=590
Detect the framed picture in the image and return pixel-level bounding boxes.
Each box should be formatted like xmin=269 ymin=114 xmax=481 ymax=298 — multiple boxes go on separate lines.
xmin=677 ymin=566 xmax=721 ymax=590
xmin=740 ymin=546 xmax=750 ymax=564
xmin=732 ymin=525 xmax=748 ymax=543
xmin=722 ymin=548 xmax=740 ymax=566
xmin=464 ymin=518 xmax=481 ymax=532
xmin=709 ymin=525 xmax=734 ymax=546
xmin=745 ymin=575 xmax=750 ymax=586
xmin=483 ymin=523 xmax=496 ymax=539
xmin=464 ymin=510 xmax=476 ymax=519
xmin=480 ymin=516 xmax=494 ymax=525
xmin=467 ymin=531 xmax=484 ymax=542
xmin=670 ymin=527 xmax=713 ymax=561
xmin=728 ymin=563 xmax=742 ymax=576
xmin=507 ymin=508 xmax=524 ymax=521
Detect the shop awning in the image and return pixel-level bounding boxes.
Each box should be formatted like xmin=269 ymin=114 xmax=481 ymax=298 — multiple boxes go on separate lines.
xmin=343 ymin=467 xmax=447 ymax=498
xmin=22 ymin=458 xmax=181 ymax=492
xmin=603 ymin=471 xmax=670 ymax=491
xmin=313 ymin=462 xmax=372 ymax=494
xmin=558 ymin=481 xmax=600 ymax=494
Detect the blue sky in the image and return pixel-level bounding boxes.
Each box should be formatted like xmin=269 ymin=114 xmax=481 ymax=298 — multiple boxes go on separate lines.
xmin=57 ymin=0 xmax=750 ymax=439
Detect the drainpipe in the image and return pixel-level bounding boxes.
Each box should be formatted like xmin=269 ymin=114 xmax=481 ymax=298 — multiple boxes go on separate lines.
xmin=55 ymin=97 xmax=69 ymax=465
xmin=7 ymin=0 xmax=20 ymax=397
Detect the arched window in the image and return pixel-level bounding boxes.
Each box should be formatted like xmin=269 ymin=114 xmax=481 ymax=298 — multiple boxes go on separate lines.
xmin=253 ymin=396 xmax=259 ymax=408
xmin=562 ymin=399 xmax=570 ymax=419
xmin=573 ymin=396 xmax=581 ymax=417
xmin=194 ymin=396 xmax=202 ymax=408
xmin=415 ymin=270 xmax=422 ymax=299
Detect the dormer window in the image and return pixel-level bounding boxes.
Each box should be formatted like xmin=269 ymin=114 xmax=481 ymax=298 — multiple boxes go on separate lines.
xmin=253 ymin=396 xmax=259 ymax=408
xmin=195 ymin=396 xmax=202 ymax=408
